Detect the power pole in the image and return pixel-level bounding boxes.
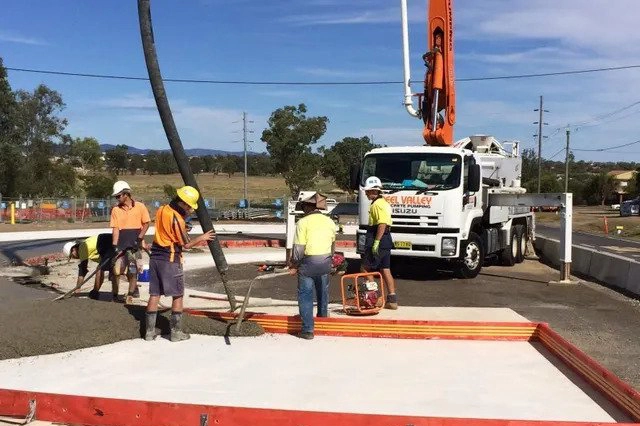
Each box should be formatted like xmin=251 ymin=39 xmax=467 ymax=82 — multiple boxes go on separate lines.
xmin=533 ymin=96 xmax=549 ymax=193
xmin=241 ymin=112 xmax=254 ymax=208
xmin=565 ymin=125 xmax=570 ymax=193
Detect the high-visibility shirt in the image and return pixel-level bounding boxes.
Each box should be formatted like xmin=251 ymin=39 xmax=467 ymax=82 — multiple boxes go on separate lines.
xmin=151 ymin=204 xmax=189 ymax=263
xmin=292 ymin=211 xmax=336 ymax=276
xmin=368 ymin=196 xmax=392 ymax=226
xmin=366 ymin=197 xmax=393 ymax=249
xmin=110 ymin=200 xmax=150 ymax=250
xmin=77 ymin=233 xmax=113 ymax=277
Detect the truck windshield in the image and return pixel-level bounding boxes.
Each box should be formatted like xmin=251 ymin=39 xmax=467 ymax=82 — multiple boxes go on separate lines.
xmin=361 ymin=153 xmax=462 ymax=191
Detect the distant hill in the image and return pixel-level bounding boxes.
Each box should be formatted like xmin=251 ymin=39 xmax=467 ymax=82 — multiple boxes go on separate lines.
xmin=99 ymin=144 xmax=264 ymax=157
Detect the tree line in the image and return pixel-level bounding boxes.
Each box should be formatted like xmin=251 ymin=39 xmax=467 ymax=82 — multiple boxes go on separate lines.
xmin=520 ymin=148 xmax=640 ymax=205
xmin=1 ymin=55 xmax=637 ymax=203
xmin=0 ymin=58 xmax=375 ymax=199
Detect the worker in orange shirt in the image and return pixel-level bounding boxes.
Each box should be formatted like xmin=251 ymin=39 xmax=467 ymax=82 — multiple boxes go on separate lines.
xmin=110 ymin=180 xmax=151 ymax=303
xmin=144 ymin=185 xmax=214 ymax=342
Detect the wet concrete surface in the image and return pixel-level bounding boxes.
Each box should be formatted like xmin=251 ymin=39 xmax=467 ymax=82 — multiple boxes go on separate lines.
xmin=188 ymin=258 xmax=640 ymax=390
xmin=0 ymin=276 xmax=263 ymax=361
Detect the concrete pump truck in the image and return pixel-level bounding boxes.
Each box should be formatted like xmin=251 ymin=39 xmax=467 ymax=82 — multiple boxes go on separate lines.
xmin=349 ymin=0 xmax=573 ymax=279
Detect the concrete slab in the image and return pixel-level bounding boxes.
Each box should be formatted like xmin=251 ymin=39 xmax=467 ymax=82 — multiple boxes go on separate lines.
xmin=0 ymin=335 xmax=629 ymax=422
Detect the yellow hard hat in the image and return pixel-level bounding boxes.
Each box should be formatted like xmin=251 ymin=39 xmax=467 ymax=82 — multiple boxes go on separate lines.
xmin=176 ymin=185 xmax=200 ymax=209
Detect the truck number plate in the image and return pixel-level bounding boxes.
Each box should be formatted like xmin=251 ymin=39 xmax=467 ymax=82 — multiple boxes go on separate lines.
xmin=394 ymin=241 xmax=412 ymax=249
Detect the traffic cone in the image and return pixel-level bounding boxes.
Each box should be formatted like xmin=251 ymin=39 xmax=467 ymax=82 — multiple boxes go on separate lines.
xmin=603 ymin=216 xmax=609 ymax=235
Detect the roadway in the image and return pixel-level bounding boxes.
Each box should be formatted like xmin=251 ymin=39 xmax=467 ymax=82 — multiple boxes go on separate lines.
xmin=536 ymin=224 xmax=640 ymax=261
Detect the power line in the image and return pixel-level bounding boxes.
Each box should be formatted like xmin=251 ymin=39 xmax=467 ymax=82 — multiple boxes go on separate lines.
xmin=5 ymin=63 xmax=640 ymax=86
xmin=572 ymin=139 xmax=640 ymax=152
xmin=548 ymin=147 xmax=566 ymax=160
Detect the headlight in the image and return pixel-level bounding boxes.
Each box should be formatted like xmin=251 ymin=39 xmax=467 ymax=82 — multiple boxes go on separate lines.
xmin=441 ymin=237 xmax=457 ymax=256
xmin=357 ymin=234 xmax=367 ymax=252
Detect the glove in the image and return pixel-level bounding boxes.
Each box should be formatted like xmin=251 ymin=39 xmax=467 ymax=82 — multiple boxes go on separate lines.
xmin=372 ymin=240 xmax=380 ymax=256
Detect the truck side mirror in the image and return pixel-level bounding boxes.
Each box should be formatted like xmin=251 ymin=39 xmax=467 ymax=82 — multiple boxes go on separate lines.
xmin=349 ymin=164 xmax=361 ymax=190
xmin=468 ymin=164 xmax=481 ymax=192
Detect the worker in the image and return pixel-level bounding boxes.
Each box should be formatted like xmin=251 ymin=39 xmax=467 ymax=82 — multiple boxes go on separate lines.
xmin=144 ymin=185 xmax=214 ymax=342
xmin=63 ymin=233 xmax=115 ymax=300
xmin=361 ymin=176 xmax=398 ymax=309
xmin=289 ymin=192 xmax=336 ymax=340
xmin=110 ymin=180 xmax=151 ymax=304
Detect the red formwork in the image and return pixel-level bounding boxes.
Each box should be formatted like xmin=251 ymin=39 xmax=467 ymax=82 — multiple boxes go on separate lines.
xmin=1 ymin=313 xmax=639 ymax=426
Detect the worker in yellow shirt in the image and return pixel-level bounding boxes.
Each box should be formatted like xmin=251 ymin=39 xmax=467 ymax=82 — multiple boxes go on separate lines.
xmin=361 ymin=176 xmax=398 ymax=309
xmin=63 ymin=233 xmax=115 ymax=300
xmin=289 ymin=192 xmax=336 ymax=340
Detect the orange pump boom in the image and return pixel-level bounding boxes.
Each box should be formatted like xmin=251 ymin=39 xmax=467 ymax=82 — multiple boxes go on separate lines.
xmin=421 ymin=0 xmax=455 ymax=146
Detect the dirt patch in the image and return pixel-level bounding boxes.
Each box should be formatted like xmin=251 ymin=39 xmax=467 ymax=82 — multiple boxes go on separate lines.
xmin=0 ymin=296 xmax=264 ymax=361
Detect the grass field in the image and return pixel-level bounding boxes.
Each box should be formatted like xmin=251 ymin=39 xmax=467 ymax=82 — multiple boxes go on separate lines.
xmin=122 ymin=173 xmax=348 ymax=205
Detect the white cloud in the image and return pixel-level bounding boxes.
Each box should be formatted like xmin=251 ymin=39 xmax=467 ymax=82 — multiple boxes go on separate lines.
xmin=0 ymin=31 xmax=47 ymax=45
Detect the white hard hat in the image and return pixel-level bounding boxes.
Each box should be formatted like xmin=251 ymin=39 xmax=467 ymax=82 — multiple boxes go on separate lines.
xmin=363 ymin=176 xmax=383 ymax=191
xmin=112 ymin=180 xmax=131 ymax=196
xmin=63 ymin=241 xmax=77 ymax=258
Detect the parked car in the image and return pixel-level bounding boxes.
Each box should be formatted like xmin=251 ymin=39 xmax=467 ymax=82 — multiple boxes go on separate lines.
xmin=620 ymin=197 xmax=640 ymax=217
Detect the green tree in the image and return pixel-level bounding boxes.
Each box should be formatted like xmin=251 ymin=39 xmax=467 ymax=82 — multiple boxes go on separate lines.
xmin=128 ymin=154 xmax=145 ymax=175
xmin=157 ymin=152 xmax=178 ymax=174
xmin=261 ymin=104 xmax=328 ymax=195
xmin=144 ymin=150 xmax=160 ymax=174
xmin=321 ymin=136 xmax=379 ymax=191
xmin=70 ymin=137 xmax=103 ymax=170
xmin=583 ymin=173 xmax=615 ymax=206
xmin=189 ymin=156 xmax=205 ymax=175
xmin=82 ymin=174 xmax=117 ymax=198
xmin=0 ymin=59 xmax=21 ymax=197
xmin=14 ymin=85 xmax=75 ymax=196
xmin=163 ymin=183 xmax=177 ymax=199
xmin=105 ymin=144 xmax=129 ymax=175
xmin=222 ymin=156 xmax=236 ymax=177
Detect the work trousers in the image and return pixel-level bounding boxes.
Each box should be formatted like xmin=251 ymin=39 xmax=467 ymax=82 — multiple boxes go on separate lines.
xmin=297 ymin=273 xmax=330 ymax=333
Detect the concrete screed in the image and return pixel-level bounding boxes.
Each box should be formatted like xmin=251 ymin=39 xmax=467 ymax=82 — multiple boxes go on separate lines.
xmin=1 ymin=243 xmax=639 ymax=422
xmin=0 ymin=334 xmax=630 ymax=423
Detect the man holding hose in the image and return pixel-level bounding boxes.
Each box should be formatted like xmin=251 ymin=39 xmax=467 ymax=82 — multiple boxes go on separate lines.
xmin=144 ymin=185 xmax=214 ymax=342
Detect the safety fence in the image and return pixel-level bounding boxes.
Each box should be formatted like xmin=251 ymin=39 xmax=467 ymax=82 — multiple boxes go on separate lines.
xmin=0 ymin=195 xmax=343 ymax=224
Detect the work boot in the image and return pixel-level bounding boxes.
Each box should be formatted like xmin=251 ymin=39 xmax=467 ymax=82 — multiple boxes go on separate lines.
xmin=297 ymin=331 xmax=314 ymax=340
xmin=88 ymin=289 xmax=99 ymax=300
xmin=385 ymin=293 xmax=398 ymax=310
xmin=144 ymin=311 xmax=158 ymax=341
xmin=132 ymin=286 xmax=140 ymax=298
xmin=170 ymin=312 xmax=191 ymax=342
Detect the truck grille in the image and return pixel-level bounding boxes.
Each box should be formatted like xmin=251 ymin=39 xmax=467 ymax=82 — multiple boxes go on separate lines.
xmin=391 ymin=215 xmax=439 ymax=227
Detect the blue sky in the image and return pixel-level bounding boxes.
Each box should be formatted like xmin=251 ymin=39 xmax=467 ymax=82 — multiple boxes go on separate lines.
xmin=2 ymin=0 xmax=640 ymax=163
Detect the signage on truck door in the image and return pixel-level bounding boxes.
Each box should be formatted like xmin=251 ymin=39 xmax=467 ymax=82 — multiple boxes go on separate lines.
xmin=384 ymin=195 xmax=435 ymax=215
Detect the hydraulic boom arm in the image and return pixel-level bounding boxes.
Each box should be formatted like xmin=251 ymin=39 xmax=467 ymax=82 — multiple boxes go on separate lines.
xmin=401 ymin=0 xmax=456 ymax=146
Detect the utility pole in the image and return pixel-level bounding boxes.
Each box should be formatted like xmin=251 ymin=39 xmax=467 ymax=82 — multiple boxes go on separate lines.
xmin=533 ymin=96 xmax=549 ymax=193
xmin=565 ymin=125 xmax=570 ymax=193
xmin=241 ymin=112 xmax=254 ymax=208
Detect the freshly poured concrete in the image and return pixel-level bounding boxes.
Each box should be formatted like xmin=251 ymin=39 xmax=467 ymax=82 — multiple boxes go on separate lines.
xmin=0 ymin=335 xmax=629 ymax=422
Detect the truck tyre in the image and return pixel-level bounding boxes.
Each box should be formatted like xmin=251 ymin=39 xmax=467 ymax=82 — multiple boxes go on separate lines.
xmin=456 ymin=232 xmax=484 ymax=279
xmin=515 ymin=224 xmax=526 ymax=263
xmin=500 ymin=227 xmax=517 ymax=266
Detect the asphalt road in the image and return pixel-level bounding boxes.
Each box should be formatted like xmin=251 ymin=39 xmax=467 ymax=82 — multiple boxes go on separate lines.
xmin=537 ymin=224 xmax=640 ymax=261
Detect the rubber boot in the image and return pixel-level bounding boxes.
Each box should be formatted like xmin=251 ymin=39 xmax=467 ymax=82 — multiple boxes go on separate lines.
xmin=145 ymin=312 xmax=158 ymax=341
xmin=170 ymin=312 xmax=191 ymax=342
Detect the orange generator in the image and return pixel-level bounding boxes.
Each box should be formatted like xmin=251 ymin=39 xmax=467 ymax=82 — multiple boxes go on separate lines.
xmin=340 ymin=272 xmax=386 ymax=316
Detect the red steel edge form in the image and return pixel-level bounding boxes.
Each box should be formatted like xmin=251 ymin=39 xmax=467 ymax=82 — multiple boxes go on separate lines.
xmin=1 ymin=316 xmax=639 ymax=426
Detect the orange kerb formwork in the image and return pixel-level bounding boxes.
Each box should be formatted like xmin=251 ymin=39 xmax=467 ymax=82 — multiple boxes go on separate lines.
xmin=339 ymin=272 xmax=386 ymax=316
xmin=1 ymin=315 xmax=640 ymax=426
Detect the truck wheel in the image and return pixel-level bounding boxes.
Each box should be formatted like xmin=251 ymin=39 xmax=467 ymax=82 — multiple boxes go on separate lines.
xmin=500 ymin=227 xmax=517 ymax=266
xmin=515 ymin=224 xmax=526 ymax=263
xmin=456 ymin=232 xmax=484 ymax=279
